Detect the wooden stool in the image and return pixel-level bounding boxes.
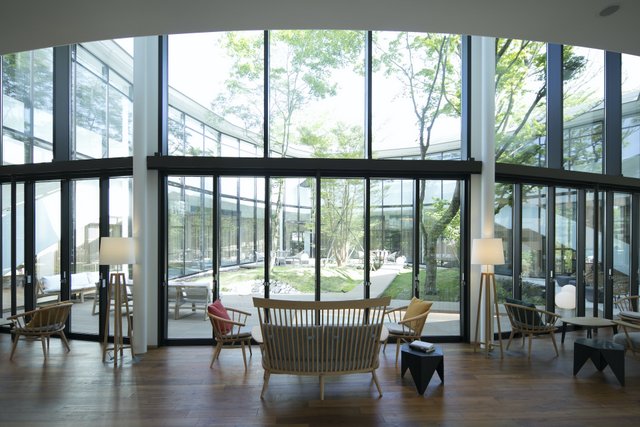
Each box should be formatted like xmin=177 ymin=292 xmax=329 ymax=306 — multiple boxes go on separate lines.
xmin=400 ymin=343 xmax=444 ymax=395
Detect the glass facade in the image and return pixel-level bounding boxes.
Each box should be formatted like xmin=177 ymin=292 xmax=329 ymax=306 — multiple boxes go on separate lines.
xmin=0 ymin=31 xmax=639 ymax=346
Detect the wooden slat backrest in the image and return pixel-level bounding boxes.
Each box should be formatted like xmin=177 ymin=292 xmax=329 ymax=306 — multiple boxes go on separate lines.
xmin=253 ymin=297 xmax=389 ymax=374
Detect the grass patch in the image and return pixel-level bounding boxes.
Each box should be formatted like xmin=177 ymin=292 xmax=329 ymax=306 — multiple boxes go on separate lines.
xmin=382 ymin=268 xmax=460 ymax=301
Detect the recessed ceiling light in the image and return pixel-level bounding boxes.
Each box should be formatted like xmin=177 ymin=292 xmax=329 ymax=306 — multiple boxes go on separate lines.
xmin=599 ymin=4 xmax=620 ymax=17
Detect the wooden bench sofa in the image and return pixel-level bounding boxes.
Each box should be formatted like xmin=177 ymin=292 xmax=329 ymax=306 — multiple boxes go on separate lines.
xmin=252 ymin=296 xmax=390 ymax=400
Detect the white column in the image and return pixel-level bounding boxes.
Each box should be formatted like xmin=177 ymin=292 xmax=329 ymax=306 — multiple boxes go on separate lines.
xmin=132 ymin=36 xmax=160 ymax=352
xmin=470 ymin=36 xmax=496 ymax=343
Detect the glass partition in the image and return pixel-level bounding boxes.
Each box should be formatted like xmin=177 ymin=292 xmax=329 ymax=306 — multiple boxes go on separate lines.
xmin=495 ymin=183 xmax=514 ymax=303
xmin=554 ymin=188 xmax=577 ymax=316
xmin=35 ymin=181 xmax=61 ymax=307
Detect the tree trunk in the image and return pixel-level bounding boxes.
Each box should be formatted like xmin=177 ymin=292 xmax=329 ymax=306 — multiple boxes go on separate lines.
xmin=421 ymin=181 xmax=461 ymax=296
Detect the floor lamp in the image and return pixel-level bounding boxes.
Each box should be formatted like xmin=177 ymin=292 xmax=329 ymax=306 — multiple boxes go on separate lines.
xmin=100 ymin=237 xmax=135 ymax=366
xmin=472 ymin=238 xmax=504 ymax=357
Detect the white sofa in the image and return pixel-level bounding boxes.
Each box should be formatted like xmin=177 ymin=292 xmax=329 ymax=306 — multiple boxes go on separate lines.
xmin=38 ymin=272 xmax=100 ymax=303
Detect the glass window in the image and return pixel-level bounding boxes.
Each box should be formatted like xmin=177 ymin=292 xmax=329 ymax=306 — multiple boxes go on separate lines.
xmin=612 ymin=193 xmax=632 ymax=304
xmin=521 ymin=185 xmax=547 ymax=306
xmin=35 ymin=181 xmax=60 ymax=307
xmin=621 ymin=53 xmax=640 ymax=178
xmin=418 ymin=180 xmax=461 ymax=336
xmin=0 ymin=183 xmax=25 ymax=317
xmin=270 ymin=177 xmax=315 ymax=300
xmin=372 ymin=32 xmax=461 ymax=160
xmin=495 ymin=183 xmax=514 ymax=304
xmin=70 ymin=179 xmax=100 ymax=335
xmin=269 ymin=30 xmax=365 ymax=158
xmin=320 ymin=178 xmax=364 ymax=299
xmin=168 ymin=31 xmax=264 ymax=157
xmin=72 ymin=42 xmax=133 ymax=159
xmin=563 ymin=46 xmax=604 ymax=173
xmin=554 ymin=188 xmax=577 ymax=316
xmin=373 ymin=179 xmax=414 ymax=304
xmin=495 ymin=39 xmax=546 ymax=166
xmin=2 ymin=48 xmax=53 ymax=164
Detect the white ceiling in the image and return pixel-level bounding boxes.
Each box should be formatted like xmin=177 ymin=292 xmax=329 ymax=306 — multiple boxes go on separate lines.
xmin=0 ymin=0 xmax=638 ymax=56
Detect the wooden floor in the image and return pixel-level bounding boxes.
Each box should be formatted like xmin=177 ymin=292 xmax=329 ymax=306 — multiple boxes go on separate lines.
xmin=1 ymin=330 xmax=640 ymax=426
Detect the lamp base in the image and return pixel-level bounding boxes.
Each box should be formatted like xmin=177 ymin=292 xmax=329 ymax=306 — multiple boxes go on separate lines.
xmin=473 ymin=272 xmax=503 ymax=358
xmin=102 ymin=272 xmax=135 ymax=366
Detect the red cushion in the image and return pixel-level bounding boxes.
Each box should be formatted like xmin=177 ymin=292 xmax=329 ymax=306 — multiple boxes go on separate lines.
xmin=208 ymin=299 xmax=232 ymax=334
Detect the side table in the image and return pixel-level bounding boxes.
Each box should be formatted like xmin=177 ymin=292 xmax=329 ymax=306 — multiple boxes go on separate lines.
xmin=400 ymin=343 xmax=444 ymax=395
xmin=561 ymin=316 xmax=618 ymax=343
xmin=573 ymin=338 xmax=625 ymax=386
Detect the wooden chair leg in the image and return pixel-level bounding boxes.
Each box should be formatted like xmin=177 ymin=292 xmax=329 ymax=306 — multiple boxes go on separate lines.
xmin=319 ymin=375 xmax=325 ymax=400
xmin=9 ymin=333 xmax=20 ymax=360
xmin=506 ymin=330 xmax=515 ymax=350
xmin=372 ymin=371 xmax=383 ymax=397
xmin=260 ymin=371 xmax=270 ymax=399
xmin=240 ymin=341 xmax=248 ymax=371
xmin=549 ymin=331 xmax=558 ymax=357
xmin=41 ymin=337 xmax=48 ymax=357
xmin=210 ymin=342 xmax=222 ymax=368
xmin=527 ymin=334 xmax=533 ymax=359
xmin=59 ymin=331 xmax=71 ymax=352
xmin=383 ymin=339 xmax=388 ymax=353
xmin=395 ymin=341 xmax=401 ymax=367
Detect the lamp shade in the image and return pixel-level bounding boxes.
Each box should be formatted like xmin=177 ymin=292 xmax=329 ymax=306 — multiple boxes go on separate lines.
xmin=471 ymin=238 xmax=505 ymax=266
xmin=99 ymin=237 xmax=135 ymax=265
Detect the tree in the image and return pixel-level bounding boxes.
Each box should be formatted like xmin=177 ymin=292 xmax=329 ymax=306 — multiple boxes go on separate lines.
xmin=376 ymin=32 xmax=461 ymax=296
xmin=215 ymin=30 xmax=363 ymax=269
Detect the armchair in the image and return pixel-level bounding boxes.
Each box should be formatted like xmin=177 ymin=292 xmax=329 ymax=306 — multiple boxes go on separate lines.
xmin=7 ymin=301 xmax=73 ymax=360
xmin=504 ymin=301 xmax=560 ymax=359
xmin=207 ymin=300 xmax=252 ymax=370
xmin=383 ymin=297 xmax=432 ymax=366
xmin=614 ymin=295 xmax=640 ymax=353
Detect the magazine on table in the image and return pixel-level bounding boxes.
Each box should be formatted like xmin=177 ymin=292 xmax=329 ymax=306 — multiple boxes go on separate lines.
xmin=409 ymin=340 xmax=435 ymax=353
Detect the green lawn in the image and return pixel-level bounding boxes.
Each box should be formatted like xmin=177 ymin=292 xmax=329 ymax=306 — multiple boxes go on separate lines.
xmin=381 ymin=268 xmax=460 ymax=301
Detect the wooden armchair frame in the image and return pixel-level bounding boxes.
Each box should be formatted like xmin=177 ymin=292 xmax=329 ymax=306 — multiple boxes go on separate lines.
xmin=207 ymin=307 xmax=252 ymax=370
xmin=504 ymin=302 xmax=560 ymax=359
xmin=383 ymin=305 xmax=431 ymax=365
xmin=614 ymin=296 xmax=640 ymax=354
xmin=7 ymin=301 xmax=73 ymax=360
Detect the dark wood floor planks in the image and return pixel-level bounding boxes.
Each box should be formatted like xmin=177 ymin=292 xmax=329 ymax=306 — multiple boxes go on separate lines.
xmin=1 ymin=330 xmax=639 ymax=426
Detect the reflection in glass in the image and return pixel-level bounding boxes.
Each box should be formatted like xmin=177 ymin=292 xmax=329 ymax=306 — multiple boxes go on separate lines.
xmin=270 ymin=177 xmax=315 ymax=301
xmin=168 ymin=32 xmax=264 ymax=157
xmin=495 ymin=39 xmax=546 ymax=166
xmin=372 ymin=32 xmax=461 ymax=160
xmin=2 ymin=48 xmax=54 ymax=165
xmin=521 ymin=185 xmax=546 ymax=306
xmin=269 ymin=30 xmax=365 ymax=158
xmin=563 ymin=46 xmax=604 ymax=173
xmin=320 ymin=178 xmax=364 ymax=299
xmin=70 ymin=179 xmax=100 ymax=335
xmin=554 ymin=188 xmax=577 ymax=315
xmin=621 ymin=53 xmax=640 ymax=178
xmin=2 ymin=185 xmax=12 ymax=316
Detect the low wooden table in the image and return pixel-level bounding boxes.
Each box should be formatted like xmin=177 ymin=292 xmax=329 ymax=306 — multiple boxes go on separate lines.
xmin=400 ymin=343 xmax=444 ymax=395
xmin=561 ymin=316 xmax=617 ymax=343
xmin=574 ymin=338 xmax=625 ymax=386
